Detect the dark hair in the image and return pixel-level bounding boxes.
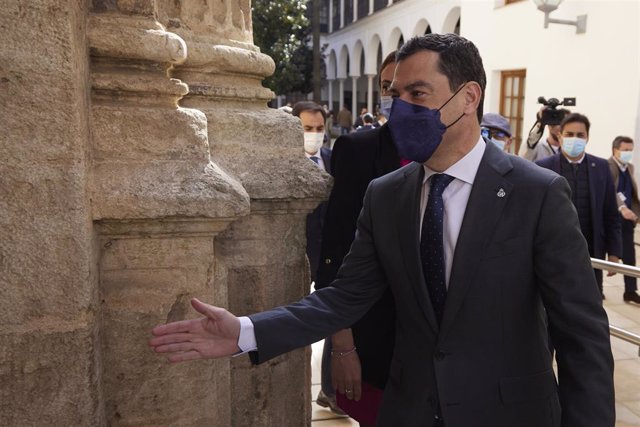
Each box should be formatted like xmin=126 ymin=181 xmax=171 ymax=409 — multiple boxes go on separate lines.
xmin=379 ymin=50 xmax=396 ymax=75
xmin=292 ymin=101 xmax=327 ymax=121
xmin=363 ymin=113 xmax=374 ymax=124
xmin=560 ymin=113 xmax=590 ymax=134
xmin=612 ymin=135 xmax=634 ymax=150
xmin=396 ymin=34 xmax=486 ymax=122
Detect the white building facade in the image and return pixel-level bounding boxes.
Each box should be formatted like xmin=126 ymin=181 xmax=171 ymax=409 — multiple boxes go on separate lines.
xmin=320 ymin=0 xmax=640 ymax=159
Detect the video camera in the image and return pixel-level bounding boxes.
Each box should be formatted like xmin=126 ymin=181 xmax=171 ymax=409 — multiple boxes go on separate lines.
xmin=537 ymin=96 xmax=576 ymax=126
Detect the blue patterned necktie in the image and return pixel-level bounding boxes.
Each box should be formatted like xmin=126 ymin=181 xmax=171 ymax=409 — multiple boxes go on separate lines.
xmin=310 ymin=156 xmax=319 ymax=164
xmin=420 ymin=173 xmax=454 ymax=325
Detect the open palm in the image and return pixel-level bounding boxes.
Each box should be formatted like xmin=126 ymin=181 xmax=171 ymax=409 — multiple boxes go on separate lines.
xmin=149 ymin=298 xmax=241 ymax=363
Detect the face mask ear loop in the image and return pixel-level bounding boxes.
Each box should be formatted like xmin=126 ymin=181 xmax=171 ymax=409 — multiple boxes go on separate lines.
xmin=437 ymin=82 xmax=467 ymax=112
xmin=444 ymin=112 xmax=465 ymax=129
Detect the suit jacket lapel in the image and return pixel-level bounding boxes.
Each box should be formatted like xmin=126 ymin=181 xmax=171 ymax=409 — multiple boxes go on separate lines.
xmin=395 ymin=163 xmax=440 ymax=333
xmin=439 ymin=144 xmax=514 ymax=341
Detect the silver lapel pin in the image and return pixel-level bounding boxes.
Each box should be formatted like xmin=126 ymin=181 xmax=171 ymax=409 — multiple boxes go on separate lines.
xmin=497 ymin=188 xmax=506 ymax=198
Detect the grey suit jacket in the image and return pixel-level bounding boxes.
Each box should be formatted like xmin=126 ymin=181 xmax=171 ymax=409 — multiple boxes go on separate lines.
xmin=523 ymin=138 xmax=557 ymax=162
xmin=608 ymin=156 xmax=640 ymax=216
xmin=249 ymin=142 xmax=614 ymax=427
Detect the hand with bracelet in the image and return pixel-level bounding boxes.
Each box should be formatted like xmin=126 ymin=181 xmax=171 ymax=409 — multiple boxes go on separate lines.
xmin=330 ymin=328 xmax=362 ymax=401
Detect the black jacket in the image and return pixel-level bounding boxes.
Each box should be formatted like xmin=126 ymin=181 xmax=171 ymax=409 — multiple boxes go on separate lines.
xmin=315 ymin=124 xmax=400 ymax=388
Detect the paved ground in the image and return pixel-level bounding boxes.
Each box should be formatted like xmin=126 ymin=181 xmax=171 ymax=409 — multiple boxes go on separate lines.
xmin=310 ymin=267 xmax=640 ymax=426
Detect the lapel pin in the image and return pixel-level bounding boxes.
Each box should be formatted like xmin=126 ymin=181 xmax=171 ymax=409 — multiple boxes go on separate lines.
xmin=591 ymin=162 xmax=596 ymax=167
xmin=497 ymin=188 xmax=506 ymax=198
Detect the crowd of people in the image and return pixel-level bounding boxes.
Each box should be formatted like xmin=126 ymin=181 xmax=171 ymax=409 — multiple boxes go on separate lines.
xmin=150 ymin=33 xmax=636 ymax=427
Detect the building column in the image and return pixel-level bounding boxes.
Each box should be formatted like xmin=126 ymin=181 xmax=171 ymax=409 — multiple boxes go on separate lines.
xmin=369 ymin=0 xmax=374 ymax=15
xmin=339 ymin=78 xmax=345 ymax=110
xmin=388 ymin=0 xmax=393 ymax=5
xmin=156 ymin=2 xmax=329 ymax=425
xmin=340 ymin=0 xmax=345 ymax=28
xmin=366 ymin=74 xmax=375 ymax=114
xmin=329 ymin=0 xmax=333 ymax=33
xmin=328 ymin=79 xmax=334 ymax=112
xmin=352 ymin=76 xmax=359 ymax=122
xmin=354 ymin=0 xmax=358 ymax=22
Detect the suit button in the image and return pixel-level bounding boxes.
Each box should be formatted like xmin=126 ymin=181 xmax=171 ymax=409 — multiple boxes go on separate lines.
xmin=324 ymin=258 xmax=331 ymax=264
xmin=435 ymin=351 xmax=445 ymax=361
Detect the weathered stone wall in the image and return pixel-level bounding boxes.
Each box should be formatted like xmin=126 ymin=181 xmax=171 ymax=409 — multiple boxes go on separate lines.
xmin=0 ymin=1 xmax=102 ymax=425
xmin=155 ymin=2 xmax=331 ymax=424
xmin=1 ymin=0 xmax=328 ymax=425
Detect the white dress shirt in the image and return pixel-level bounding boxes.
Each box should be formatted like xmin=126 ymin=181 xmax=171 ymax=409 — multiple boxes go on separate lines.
xmin=237 ymin=136 xmax=487 ymax=352
xmin=419 ymin=137 xmax=485 ymax=288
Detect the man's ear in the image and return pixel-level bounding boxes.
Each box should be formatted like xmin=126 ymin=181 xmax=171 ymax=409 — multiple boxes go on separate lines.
xmin=463 ymin=82 xmax=482 ymax=115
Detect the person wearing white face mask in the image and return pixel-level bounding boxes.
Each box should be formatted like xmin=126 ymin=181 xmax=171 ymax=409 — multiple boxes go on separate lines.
xmin=292 ymin=101 xmax=332 ymax=285
xmin=537 ymin=113 xmax=622 ymax=298
xmin=608 ymin=136 xmax=640 ymax=304
xmin=480 ymin=113 xmax=512 ymax=152
xmin=292 ymin=101 xmax=331 ymax=172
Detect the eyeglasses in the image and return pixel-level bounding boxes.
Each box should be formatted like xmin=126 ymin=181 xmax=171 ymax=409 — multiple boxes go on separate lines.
xmin=481 ymin=127 xmax=510 ymax=140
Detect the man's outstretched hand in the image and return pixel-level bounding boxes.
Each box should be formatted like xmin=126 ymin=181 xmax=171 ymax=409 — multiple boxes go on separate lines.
xmin=149 ymin=298 xmax=241 ymax=363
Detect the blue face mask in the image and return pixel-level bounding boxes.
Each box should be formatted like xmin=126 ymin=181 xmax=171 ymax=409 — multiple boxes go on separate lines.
xmin=562 ymin=137 xmax=587 ymax=158
xmin=386 ymin=84 xmax=466 ymax=163
xmin=380 ymin=96 xmax=393 ymax=118
xmin=490 ymin=138 xmax=506 ymax=151
xmin=619 ymin=151 xmax=633 ymax=164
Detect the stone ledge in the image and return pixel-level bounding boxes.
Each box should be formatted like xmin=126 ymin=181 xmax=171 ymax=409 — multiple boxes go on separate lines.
xmin=88 ymin=15 xmax=187 ymax=64
xmin=91 ymin=161 xmax=250 ymax=220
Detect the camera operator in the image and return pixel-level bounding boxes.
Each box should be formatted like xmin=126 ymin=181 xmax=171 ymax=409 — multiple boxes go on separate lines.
xmin=523 ymin=98 xmax=571 ymax=162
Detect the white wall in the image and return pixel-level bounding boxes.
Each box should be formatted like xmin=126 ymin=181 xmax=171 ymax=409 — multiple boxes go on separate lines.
xmin=464 ymin=0 xmax=640 ymax=159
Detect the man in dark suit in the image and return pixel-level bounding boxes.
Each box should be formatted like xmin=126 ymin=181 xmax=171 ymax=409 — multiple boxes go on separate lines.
xmin=150 ymin=34 xmax=615 ymax=427
xmin=292 ymin=101 xmax=332 ymax=284
xmin=608 ymin=135 xmax=640 ymax=303
xmin=536 ymin=113 xmax=621 ymax=298
xmin=314 ymin=51 xmax=400 ymax=421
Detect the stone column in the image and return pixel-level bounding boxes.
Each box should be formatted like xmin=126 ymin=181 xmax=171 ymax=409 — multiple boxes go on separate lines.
xmin=339 ymin=78 xmax=346 ymax=110
xmin=0 ymin=2 xmax=101 ymax=424
xmin=367 ymin=74 xmax=375 ymax=114
xmin=354 ymin=0 xmax=358 ymax=22
xmin=329 ymin=0 xmax=334 ymax=32
xmin=370 ymin=0 xmax=375 ymax=15
xmin=352 ymin=75 xmax=359 ymax=122
xmin=328 ymin=79 xmax=334 ymax=112
xmin=340 ymin=0 xmax=345 ymax=28
xmin=155 ymin=1 xmax=331 ymax=425
xmin=89 ymin=1 xmax=249 ymax=425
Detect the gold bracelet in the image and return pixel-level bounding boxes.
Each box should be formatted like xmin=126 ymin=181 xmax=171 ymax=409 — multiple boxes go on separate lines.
xmin=330 ymin=347 xmax=357 ymax=358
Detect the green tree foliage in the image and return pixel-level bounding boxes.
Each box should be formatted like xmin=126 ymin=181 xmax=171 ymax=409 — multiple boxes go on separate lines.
xmin=252 ymin=0 xmax=314 ymax=95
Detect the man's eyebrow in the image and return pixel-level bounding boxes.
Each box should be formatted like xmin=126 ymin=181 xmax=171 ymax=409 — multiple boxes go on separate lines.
xmin=389 ymin=80 xmax=434 ymax=93
xmin=404 ymin=80 xmax=434 ymax=92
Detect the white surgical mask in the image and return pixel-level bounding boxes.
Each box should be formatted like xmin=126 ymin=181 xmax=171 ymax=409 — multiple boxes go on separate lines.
xmin=380 ymin=96 xmax=393 ymax=119
xmin=304 ymin=132 xmax=324 ymax=154
xmin=490 ymin=138 xmax=506 ymax=151
xmin=562 ymin=137 xmax=587 ymax=158
xmin=619 ymin=151 xmax=633 ymax=164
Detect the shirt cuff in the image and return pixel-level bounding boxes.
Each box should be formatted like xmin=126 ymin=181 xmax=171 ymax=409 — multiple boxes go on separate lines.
xmin=234 ymin=316 xmax=258 ymax=357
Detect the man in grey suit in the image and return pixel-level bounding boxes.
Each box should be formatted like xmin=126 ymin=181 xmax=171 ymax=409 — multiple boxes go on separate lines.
xmin=150 ymin=34 xmax=614 ymax=427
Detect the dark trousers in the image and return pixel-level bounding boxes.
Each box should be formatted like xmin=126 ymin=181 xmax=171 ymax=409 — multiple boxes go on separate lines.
xmin=621 ymin=219 xmax=638 ymax=292
xmin=593 ymin=268 xmax=603 ymax=292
